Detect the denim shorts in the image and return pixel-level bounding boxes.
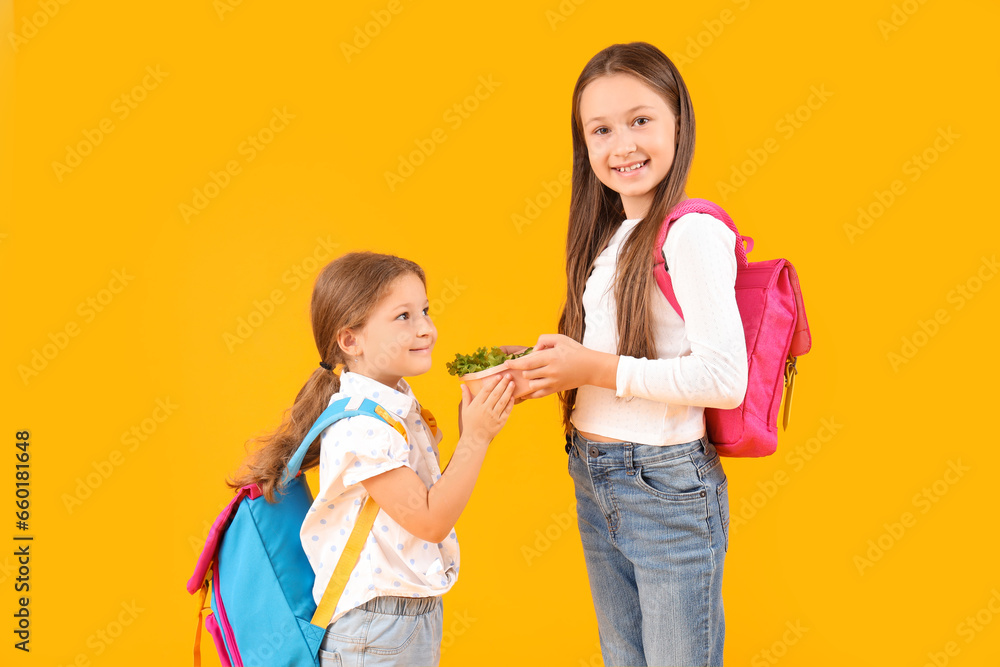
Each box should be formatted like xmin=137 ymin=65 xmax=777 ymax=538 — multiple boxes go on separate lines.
xmin=568 ymin=430 xmax=729 ymax=667
xmin=319 ymin=595 xmax=443 ymax=667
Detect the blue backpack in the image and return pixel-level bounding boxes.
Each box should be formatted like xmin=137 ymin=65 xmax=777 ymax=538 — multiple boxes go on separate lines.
xmin=187 ymin=397 xmax=413 ymax=667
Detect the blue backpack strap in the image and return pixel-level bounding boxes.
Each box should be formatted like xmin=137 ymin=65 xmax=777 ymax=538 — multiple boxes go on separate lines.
xmin=281 ymin=397 xmax=406 ymax=486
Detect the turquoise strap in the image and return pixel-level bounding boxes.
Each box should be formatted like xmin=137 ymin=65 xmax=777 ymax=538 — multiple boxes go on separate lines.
xmin=281 ymin=398 xmax=404 ymax=486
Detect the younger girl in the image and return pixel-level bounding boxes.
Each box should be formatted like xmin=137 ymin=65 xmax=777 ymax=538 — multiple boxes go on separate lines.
xmin=506 ymin=43 xmax=748 ymax=666
xmin=231 ymin=251 xmax=515 ymax=666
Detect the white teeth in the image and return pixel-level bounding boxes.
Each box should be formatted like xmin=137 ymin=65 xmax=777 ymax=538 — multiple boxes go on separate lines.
xmin=617 ymin=160 xmax=646 ymax=172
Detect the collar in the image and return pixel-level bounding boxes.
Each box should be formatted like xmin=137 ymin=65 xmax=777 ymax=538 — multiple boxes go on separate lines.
xmin=336 ymin=371 xmax=417 ymax=419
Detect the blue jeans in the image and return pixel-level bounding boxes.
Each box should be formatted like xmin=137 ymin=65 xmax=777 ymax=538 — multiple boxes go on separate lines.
xmin=568 ymin=431 xmax=729 ymax=667
xmin=318 ymin=596 xmax=442 ymax=667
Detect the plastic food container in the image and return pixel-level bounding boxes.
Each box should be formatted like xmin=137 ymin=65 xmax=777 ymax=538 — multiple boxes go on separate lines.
xmin=460 ymin=355 xmax=535 ymax=400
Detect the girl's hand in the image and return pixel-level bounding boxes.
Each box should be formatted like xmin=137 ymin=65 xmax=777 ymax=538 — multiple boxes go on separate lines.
xmin=459 ymin=374 xmax=515 ymax=445
xmin=458 ymin=346 xmax=529 ymax=429
xmin=498 ymin=345 xmax=530 ymax=404
xmin=504 ymin=334 xmax=618 ymax=399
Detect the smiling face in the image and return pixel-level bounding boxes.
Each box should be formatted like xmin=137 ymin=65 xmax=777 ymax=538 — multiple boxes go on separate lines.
xmin=579 ymin=73 xmax=678 ymax=220
xmin=339 ymin=272 xmax=436 ymax=388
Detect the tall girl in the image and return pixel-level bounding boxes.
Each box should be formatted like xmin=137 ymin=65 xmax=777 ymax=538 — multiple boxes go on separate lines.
xmin=231 ymin=251 xmax=515 ymax=666
xmin=506 ymin=42 xmax=748 ymax=666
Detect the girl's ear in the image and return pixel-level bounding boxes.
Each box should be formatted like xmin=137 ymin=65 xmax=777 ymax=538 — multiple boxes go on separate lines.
xmin=338 ymin=329 xmax=362 ymax=357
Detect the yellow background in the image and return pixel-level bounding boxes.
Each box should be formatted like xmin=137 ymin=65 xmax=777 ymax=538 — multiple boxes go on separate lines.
xmin=4 ymin=0 xmax=999 ymax=665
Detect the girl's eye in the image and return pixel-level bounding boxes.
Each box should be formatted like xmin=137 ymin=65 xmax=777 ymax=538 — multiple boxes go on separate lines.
xmin=594 ymin=127 xmax=609 ymax=136
xmin=396 ymin=312 xmax=409 ymax=321
xmin=634 ymin=117 xmax=649 ymax=126
xmin=422 ymin=307 xmax=430 ymax=316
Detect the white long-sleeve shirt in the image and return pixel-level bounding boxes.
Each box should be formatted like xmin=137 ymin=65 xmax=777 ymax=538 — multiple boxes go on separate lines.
xmin=571 ymin=211 xmax=748 ymax=446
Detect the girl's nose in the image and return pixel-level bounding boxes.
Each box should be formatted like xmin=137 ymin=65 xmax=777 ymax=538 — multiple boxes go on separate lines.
xmin=614 ymin=135 xmax=637 ymax=158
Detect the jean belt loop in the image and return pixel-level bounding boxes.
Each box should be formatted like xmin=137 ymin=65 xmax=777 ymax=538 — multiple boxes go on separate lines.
xmin=624 ymin=443 xmax=634 ymax=475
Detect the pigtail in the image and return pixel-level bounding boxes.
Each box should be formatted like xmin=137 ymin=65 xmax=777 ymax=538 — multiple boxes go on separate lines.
xmin=228 ymin=368 xmax=341 ymax=503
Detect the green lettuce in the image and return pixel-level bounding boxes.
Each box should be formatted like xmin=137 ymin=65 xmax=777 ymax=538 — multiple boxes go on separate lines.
xmin=445 ymin=346 xmax=534 ymax=376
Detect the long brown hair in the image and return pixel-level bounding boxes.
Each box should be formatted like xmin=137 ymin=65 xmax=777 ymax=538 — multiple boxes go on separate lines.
xmin=558 ymin=42 xmax=696 ymax=433
xmin=229 ymin=252 xmax=426 ymax=502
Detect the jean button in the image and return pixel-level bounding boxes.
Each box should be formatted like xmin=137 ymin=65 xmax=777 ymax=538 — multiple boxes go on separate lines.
xmin=588 ymin=446 xmax=600 ymax=457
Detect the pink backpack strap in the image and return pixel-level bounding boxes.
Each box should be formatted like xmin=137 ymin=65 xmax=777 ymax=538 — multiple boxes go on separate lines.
xmin=653 ymin=198 xmax=751 ymax=320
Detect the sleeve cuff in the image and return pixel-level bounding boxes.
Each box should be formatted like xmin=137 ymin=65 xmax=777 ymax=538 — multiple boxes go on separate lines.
xmin=339 ymin=415 xmax=412 ymax=487
xmin=615 ymin=355 xmax=638 ymax=398
xmin=343 ymin=459 xmax=407 ymax=488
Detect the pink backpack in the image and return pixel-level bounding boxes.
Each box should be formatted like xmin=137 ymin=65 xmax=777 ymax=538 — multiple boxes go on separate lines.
xmin=654 ymin=198 xmax=811 ymax=457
